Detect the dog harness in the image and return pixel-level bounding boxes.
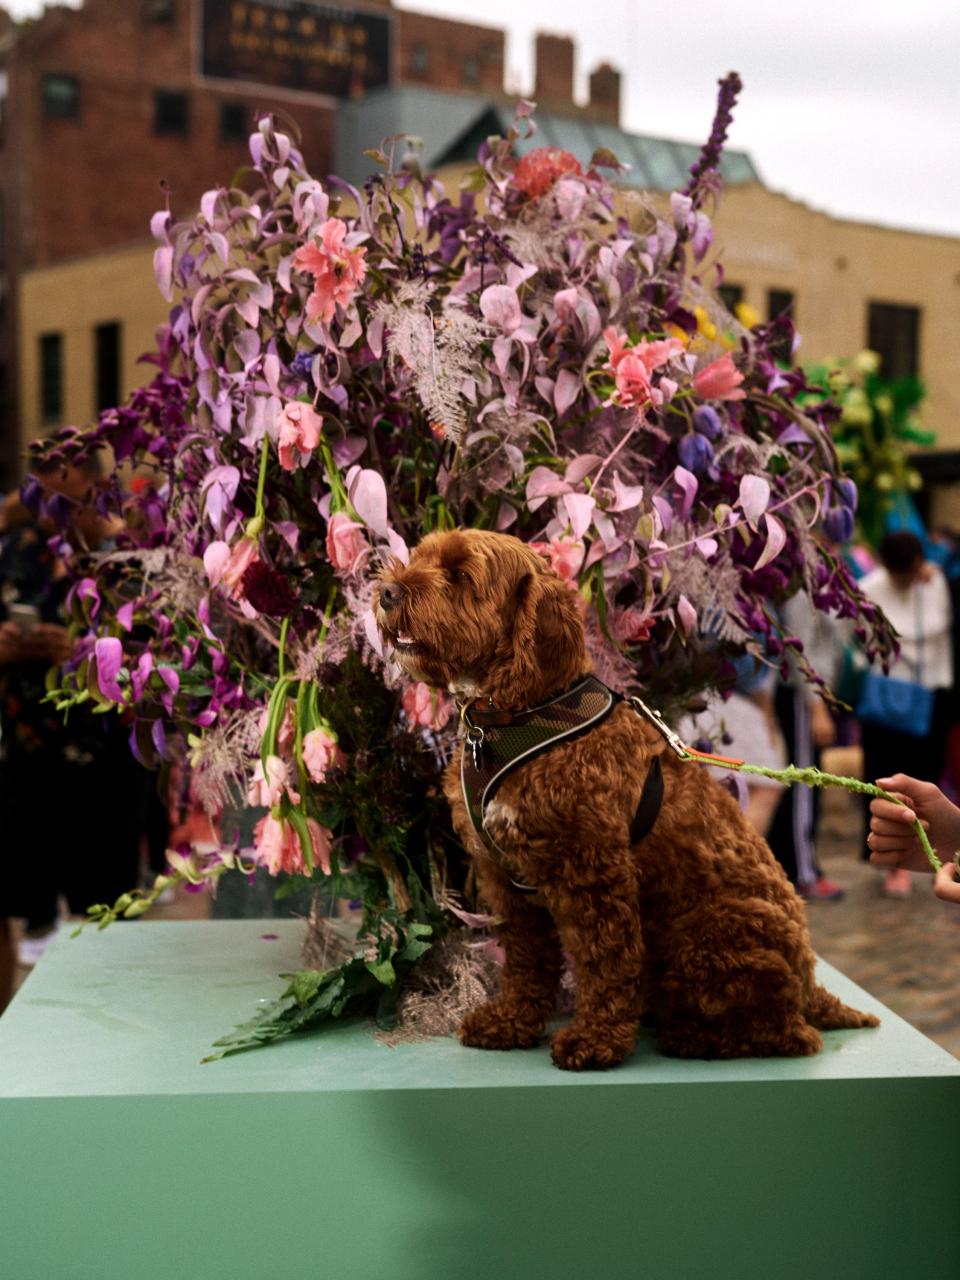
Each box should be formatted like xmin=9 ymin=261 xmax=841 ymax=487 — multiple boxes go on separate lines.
xmin=459 ymin=675 xmax=665 ymax=892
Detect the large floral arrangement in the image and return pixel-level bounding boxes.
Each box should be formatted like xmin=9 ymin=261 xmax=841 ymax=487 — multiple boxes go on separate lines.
xmin=33 ymin=75 xmax=894 ymax=1056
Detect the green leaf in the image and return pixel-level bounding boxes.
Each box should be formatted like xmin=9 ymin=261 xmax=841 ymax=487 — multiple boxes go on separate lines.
xmin=365 ymin=958 xmax=396 ymax=987
xmin=407 ymin=922 xmax=433 ymax=937
xmin=398 ymin=938 xmax=432 ymax=963
xmin=286 ymin=969 xmax=330 ymax=1006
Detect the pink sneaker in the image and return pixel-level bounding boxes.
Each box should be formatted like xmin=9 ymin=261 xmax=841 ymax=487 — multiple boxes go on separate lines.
xmin=800 ymin=877 xmax=846 ymax=901
xmin=883 ymin=867 xmax=912 ymax=898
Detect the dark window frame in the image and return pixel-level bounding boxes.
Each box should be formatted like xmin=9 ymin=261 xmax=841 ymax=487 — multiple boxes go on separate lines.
xmin=717 ymin=282 xmax=744 ymax=314
xmin=219 ymin=100 xmax=248 ymax=143
xmin=42 ymin=73 xmax=80 ymax=121
xmin=154 ymin=89 xmax=189 ymax=137
xmin=39 ymin=332 xmax=63 ymax=425
xmin=463 ymin=54 xmax=480 ymax=87
xmin=867 ymin=301 xmax=921 ymax=381
xmin=94 ymin=321 xmax=121 ymax=415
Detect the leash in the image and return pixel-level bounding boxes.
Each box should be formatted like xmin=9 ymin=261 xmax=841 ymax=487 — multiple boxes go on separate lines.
xmin=626 ymin=693 xmax=944 ymax=872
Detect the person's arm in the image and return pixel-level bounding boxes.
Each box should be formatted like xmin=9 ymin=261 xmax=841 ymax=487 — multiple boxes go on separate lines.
xmin=0 ymin=621 xmax=72 ymax=666
xmin=868 ymin=773 xmax=960 ymax=902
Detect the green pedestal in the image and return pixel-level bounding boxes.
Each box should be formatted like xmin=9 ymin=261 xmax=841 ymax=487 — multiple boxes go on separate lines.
xmin=1 ymin=921 xmax=958 ymax=1280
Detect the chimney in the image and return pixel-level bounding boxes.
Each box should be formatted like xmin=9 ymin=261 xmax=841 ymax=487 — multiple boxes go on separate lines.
xmin=588 ymin=62 xmax=621 ymax=126
xmin=534 ymin=33 xmax=574 ymax=110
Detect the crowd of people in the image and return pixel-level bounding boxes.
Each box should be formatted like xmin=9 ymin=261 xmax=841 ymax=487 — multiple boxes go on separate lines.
xmin=1 ymin=459 xmax=960 ymax=1018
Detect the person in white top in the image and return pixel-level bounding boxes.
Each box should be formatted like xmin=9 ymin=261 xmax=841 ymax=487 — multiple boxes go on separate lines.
xmin=858 ymin=532 xmax=954 ymax=897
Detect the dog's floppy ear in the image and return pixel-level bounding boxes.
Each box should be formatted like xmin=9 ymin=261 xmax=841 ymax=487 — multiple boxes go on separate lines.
xmin=488 ymin=571 xmax=587 ymax=706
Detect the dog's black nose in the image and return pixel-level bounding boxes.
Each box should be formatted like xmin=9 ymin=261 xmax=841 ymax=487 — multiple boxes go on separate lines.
xmin=380 ymin=581 xmax=406 ymax=611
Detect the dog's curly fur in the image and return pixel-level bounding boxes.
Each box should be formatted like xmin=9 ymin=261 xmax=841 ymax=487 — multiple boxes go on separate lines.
xmin=376 ymin=529 xmax=878 ymax=1070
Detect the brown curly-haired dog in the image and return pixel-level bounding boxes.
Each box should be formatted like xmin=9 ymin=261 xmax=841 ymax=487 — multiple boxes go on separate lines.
xmin=376 ymin=528 xmax=877 ymax=1070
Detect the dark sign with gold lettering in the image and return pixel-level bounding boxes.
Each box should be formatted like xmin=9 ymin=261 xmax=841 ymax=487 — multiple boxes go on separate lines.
xmin=201 ymin=1 xmax=392 ymax=98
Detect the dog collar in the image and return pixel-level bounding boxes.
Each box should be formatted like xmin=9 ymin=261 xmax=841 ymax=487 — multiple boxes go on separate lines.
xmin=459 ymin=675 xmax=663 ymax=892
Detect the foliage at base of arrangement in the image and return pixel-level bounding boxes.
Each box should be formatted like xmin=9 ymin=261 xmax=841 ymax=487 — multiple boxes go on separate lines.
xmin=203 ymin=915 xmax=439 ymax=1061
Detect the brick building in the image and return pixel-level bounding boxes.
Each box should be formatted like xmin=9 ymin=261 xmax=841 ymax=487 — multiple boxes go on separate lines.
xmin=0 ymin=0 xmax=626 ymax=485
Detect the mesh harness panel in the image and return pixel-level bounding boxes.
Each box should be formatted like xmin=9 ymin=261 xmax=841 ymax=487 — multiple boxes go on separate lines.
xmin=459 ymin=675 xmax=663 ymax=891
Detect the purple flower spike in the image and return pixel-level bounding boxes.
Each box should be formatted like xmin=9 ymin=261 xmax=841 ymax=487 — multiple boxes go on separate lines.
xmin=823 ymin=506 xmax=855 ymax=544
xmin=678 ymin=433 xmax=715 ymax=475
xmin=692 ymin=406 xmax=722 ymax=439
xmin=837 ymin=478 xmax=858 ymax=513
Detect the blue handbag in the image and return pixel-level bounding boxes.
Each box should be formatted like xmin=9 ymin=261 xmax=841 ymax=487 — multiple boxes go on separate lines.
xmin=856 ymin=585 xmax=934 ymax=738
xmin=856 ymin=671 xmax=934 ymax=737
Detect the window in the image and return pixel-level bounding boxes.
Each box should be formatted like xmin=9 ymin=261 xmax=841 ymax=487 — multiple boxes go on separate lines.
xmin=220 ymin=100 xmax=248 ymax=143
xmin=410 ymin=44 xmax=429 ymax=77
xmin=767 ymin=289 xmax=795 ymax=362
xmin=463 ymin=54 xmax=480 ymax=87
xmin=42 ymin=74 xmax=80 ymax=120
xmin=154 ymin=90 xmax=188 ymax=136
xmin=94 ymin=322 xmax=121 ymax=415
xmin=717 ymin=283 xmax=743 ymax=313
xmin=39 ymin=333 xmax=63 ymax=424
xmin=868 ymin=302 xmax=921 ymax=381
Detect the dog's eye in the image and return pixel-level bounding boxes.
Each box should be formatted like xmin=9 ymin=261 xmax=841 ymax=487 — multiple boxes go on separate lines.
xmin=447 ymin=569 xmax=465 ymax=586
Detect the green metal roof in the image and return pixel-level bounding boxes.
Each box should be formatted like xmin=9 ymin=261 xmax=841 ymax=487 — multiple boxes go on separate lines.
xmin=334 ymin=85 xmax=760 ymax=192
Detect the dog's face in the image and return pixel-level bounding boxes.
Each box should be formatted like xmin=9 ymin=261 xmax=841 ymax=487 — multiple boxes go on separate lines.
xmin=375 ymin=529 xmax=587 ymax=705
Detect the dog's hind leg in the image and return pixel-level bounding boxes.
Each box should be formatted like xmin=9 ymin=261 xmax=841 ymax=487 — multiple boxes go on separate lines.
xmin=541 ymin=859 xmax=645 ymax=1071
xmin=804 ymin=984 xmax=879 ymax=1031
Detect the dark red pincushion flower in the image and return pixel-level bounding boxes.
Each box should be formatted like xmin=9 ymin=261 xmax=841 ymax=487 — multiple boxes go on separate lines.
xmin=512 ymin=148 xmax=583 ymax=199
xmin=241 ymin=561 xmax=298 ymax=618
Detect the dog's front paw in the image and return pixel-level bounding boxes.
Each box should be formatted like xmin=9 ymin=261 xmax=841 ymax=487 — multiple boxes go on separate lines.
xmin=459 ymin=1000 xmax=546 ymax=1050
xmin=550 ymin=1024 xmax=636 ymax=1072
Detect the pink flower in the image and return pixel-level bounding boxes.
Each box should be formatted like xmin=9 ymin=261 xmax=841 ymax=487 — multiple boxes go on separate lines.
xmin=293 ymin=218 xmax=367 ymax=325
xmin=530 ymin=537 xmax=585 ymax=583
xmin=302 ymin=727 xmax=344 ymax=783
xmin=326 ymin=512 xmax=369 ymax=575
xmin=247 ymin=754 xmax=299 ymax=809
xmin=252 ymin=815 xmax=333 ymax=877
xmin=693 ymin=352 xmax=746 ymax=401
xmin=614 ymin=351 xmax=657 ymax=412
xmin=402 ymin=682 xmax=452 ymax=730
xmin=203 ymin=537 xmax=259 ymax=599
xmin=277 ymin=401 xmax=323 ymax=472
xmin=479 ymin=284 xmax=524 ymax=334
xmin=611 ymin=607 xmax=654 ymax=645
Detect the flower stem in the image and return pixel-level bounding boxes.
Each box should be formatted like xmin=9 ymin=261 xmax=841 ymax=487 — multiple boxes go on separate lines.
xmin=278 ymin=616 xmax=290 ymax=678
xmin=254 ymin=432 xmax=270 ymax=519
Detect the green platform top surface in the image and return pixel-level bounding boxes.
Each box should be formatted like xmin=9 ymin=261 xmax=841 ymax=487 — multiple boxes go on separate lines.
xmin=0 ymin=919 xmax=957 ymax=1099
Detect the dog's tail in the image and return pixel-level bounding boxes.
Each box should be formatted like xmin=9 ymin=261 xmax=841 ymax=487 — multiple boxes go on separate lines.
xmin=805 ymin=984 xmax=879 ymax=1031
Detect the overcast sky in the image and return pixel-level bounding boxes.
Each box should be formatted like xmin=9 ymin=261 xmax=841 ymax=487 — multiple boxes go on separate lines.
xmin=7 ymin=0 xmax=959 ymax=236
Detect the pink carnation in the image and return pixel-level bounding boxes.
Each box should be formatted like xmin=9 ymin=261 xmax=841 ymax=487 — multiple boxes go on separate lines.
xmin=402 ymin=682 xmax=452 ymax=730
xmin=326 ymin=512 xmax=369 ymax=575
xmin=611 ymin=607 xmax=654 ymax=645
xmin=693 ymin=352 xmax=746 ymax=401
xmin=252 ymin=814 xmax=333 ymax=877
xmin=302 ymin=727 xmax=344 ymax=783
xmin=293 ymin=218 xmax=367 ymax=325
xmin=277 ymin=401 xmax=323 ymax=472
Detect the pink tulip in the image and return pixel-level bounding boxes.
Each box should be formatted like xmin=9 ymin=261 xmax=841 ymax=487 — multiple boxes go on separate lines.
xmin=247 ymin=754 xmax=299 ymax=808
xmin=257 ymin=701 xmax=295 ymax=755
xmin=402 ymin=682 xmax=452 ymax=730
xmin=326 ymin=512 xmax=369 ymax=575
xmin=293 ymin=218 xmax=367 ymax=325
xmin=277 ymin=401 xmax=323 ymax=472
xmin=693 ymin=353 xmax=746 ymax=401
xmin=302 ymin=727 xmax=344 ymax=783
xmin=614 ymin=351 xmax=658 ymax=411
